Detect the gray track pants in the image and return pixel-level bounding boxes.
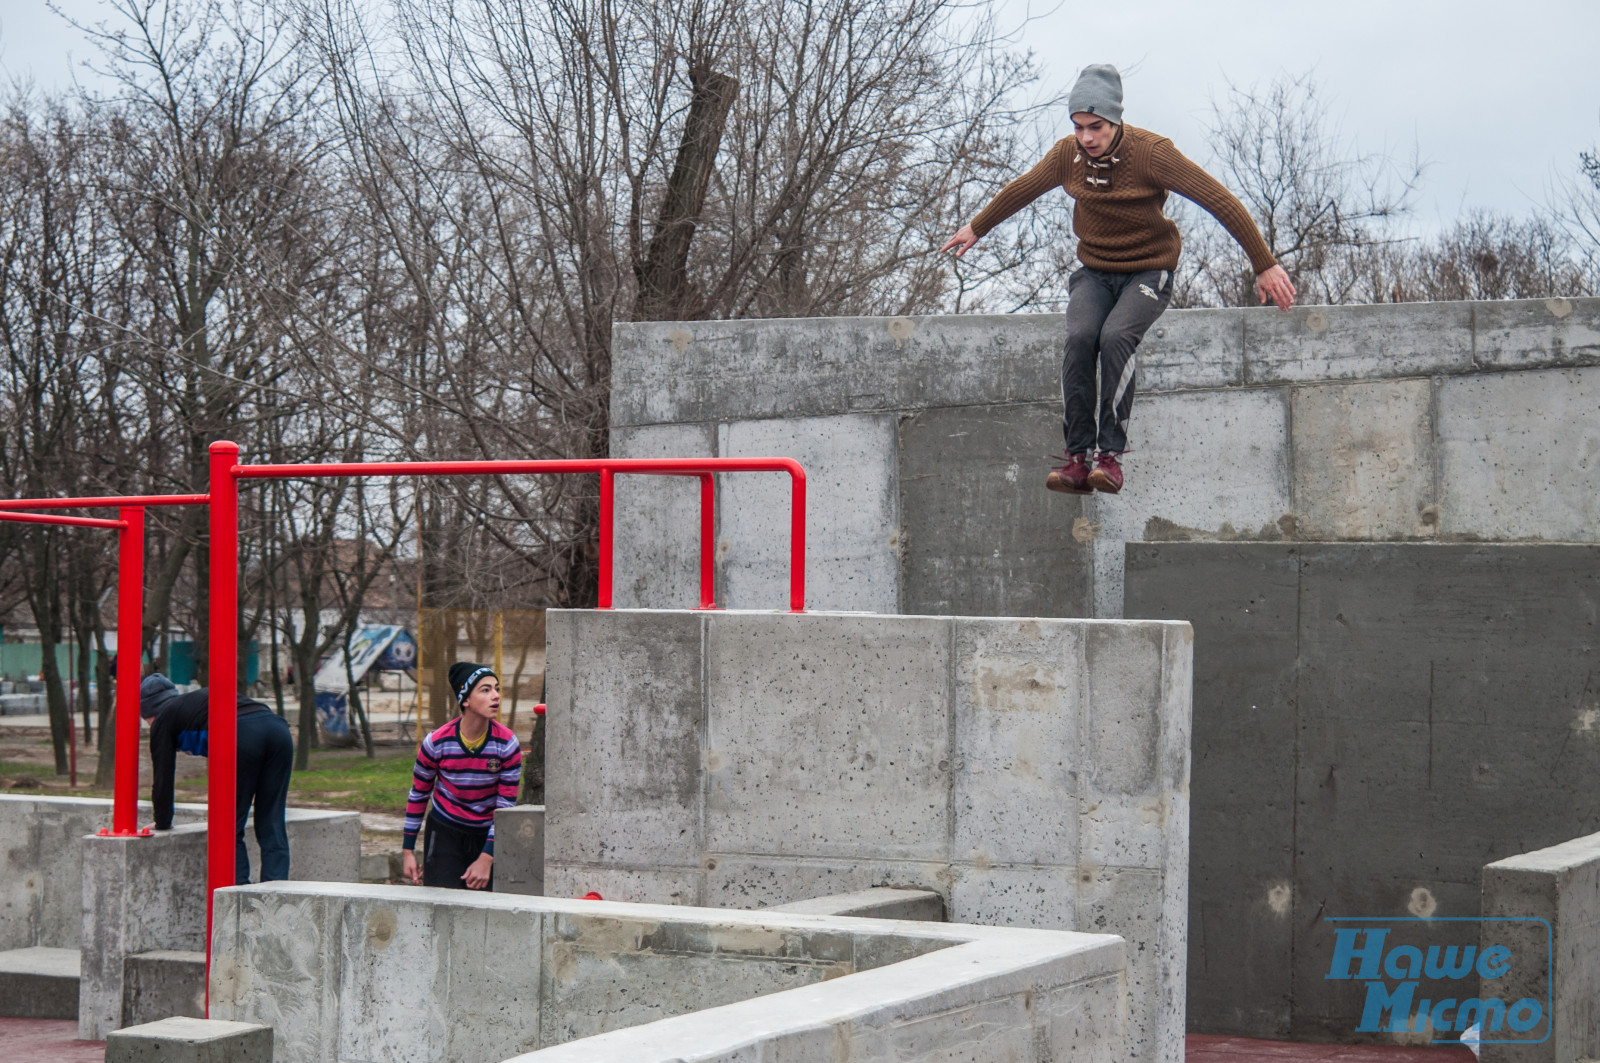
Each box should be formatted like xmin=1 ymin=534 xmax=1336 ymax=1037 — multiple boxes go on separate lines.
xmin=1061 ymin=265 xmax=1174 ymax=455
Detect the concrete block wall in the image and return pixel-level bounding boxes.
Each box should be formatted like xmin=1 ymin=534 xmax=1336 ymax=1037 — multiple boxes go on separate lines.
xmin=0 ymin=796 xmax=205 ymax=952
xmin=209 ymin=881 xmax=1127 ymax=1063
xmin=609 ymin=298 xmax=1600 ymax=619
xmin=1481 ymin=831 xmax=1600 ymax=1063
xmin=1124 ymin=542 xmax=1600 ymax=1042
xmin=80 ymin=810 xmax=361 ymax=1039
xmin=541 ymin=608 xmax=1190 ymax=1063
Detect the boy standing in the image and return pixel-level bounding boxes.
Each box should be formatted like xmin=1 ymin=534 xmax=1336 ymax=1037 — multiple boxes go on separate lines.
xmin=942 ymin=64 xmax=1296 ymax=494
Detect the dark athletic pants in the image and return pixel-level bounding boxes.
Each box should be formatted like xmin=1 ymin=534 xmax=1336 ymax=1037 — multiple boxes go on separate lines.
xmin=1062 ymin=265 xmax=1174 ymax=455
xmin=235 ymin=710 xmax=294 ymax=883
xmin=423 ymin=814 xmax=494 ymax=890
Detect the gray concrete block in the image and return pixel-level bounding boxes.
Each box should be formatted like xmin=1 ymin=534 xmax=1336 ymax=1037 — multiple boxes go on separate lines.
xmin=1125 ymin=542 xmax=1298 ymax=1038
xmin=1472 ymin=296 xmax=1600 ymax=372
xmin=1138 ymin=308 xmax=1245 ymax=392
xmin=105 ymin=1016 xmax=272 ymax=1063
xmin=212 ymin=881 xmax=1125 ymax=1063
xmin=950 ymin=617 xmax=1082 ymax=867
xmin=543 ymin=608 xmax=1190 ymax=1063
xmin=702 ymin=612 xmax=951 ymax=861
xmin=0 ymin=945 xmax=79 ymax=1018
xmin=122 ymin=950 xmax=206 ymax=1028
xmin=717 ymin=414 xmax=899 ymax=612
xmin=1125 ymin=541 xmax=1600 ymax=1042
xmin=610 ymin=422 xmax=717 ymax=609
xmin=80 ymin=810 xmax=360 ymax=1040
xmin=1291 ymin=378 xmax=1438 ymax=539
xmin=543 ymin=863 xmax=702 ymax=906
xmin=1481 ymin=830 xmax=1600 ymax=1063
xmin=1243 ymin=300 xmax=1475 ymax=384
xmin=544 ymin=609 xmax=705 ymax=870
xmin=494 ymin=805 xmax=545 ymax=896
xmin=611 ymin=314 xmax=1064 ymax=427
xmin=897 ymin=403 xmax=1092 ymax=619
xmin=1089 ymin=386 xmax=1292 ymax=619
xmin=1437 ymin=366 xmax=1600 ymax=541
xmin=768 ymin=887 xmax=945 ymax=921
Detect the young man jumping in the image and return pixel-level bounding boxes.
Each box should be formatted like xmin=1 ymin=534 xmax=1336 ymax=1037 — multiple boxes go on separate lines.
xmin=941 ymin=64 xmax=1296 ymax=494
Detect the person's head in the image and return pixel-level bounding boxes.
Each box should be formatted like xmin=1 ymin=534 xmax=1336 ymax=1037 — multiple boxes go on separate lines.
xmin=139 ymin=673 xmax=178 ymax=719
xmin=1068 ymin=64 xmax=1123 ymax=157
xmin=448 ymin=661 xmax=500 ymax=722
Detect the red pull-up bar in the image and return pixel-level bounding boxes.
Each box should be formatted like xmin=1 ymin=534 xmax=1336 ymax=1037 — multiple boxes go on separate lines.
xmin=205 ymin=441 xmax=808 ymax=1009
xmin=0 ymin=506 xmax=151 ymax=836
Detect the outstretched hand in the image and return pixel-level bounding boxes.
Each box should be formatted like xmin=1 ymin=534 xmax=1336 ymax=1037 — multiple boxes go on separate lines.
xmin=940 ymin=223 xmax=979 ymax=258
xmin=1257 ymin=265 xmax=1296 ymax=311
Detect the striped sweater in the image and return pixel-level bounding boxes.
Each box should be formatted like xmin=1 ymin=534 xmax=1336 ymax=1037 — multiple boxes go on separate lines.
xmin=403 ymin=717 xmax=522 ymax=855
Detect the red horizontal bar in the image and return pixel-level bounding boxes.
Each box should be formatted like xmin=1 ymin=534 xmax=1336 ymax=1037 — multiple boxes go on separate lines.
xmin=232 ymin=457 xmax=805 ymax=479
xmin=0 ymin=493 xmax=209 ymax=510
xmin=0 ymin=511 xmax=125 ymax=529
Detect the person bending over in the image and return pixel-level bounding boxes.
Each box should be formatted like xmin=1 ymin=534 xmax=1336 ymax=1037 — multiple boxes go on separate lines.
xmin=942 ymin=63 xmax=1296 ymax=495
xmin=402 ymin=662 xmax=523 ymax=890
xmin=140 ymin=673 xmax=295 ymax=883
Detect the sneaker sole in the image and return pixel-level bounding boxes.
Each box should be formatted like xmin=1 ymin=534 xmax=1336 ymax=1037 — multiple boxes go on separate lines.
xmin=1086 ymin=471 xmax=1121 ymax=494
xmin=1046 ymin=476 xmax=1092 ymax=495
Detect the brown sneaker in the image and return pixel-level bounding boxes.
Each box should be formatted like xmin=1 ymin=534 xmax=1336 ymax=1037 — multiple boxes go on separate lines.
xmin=1087 ymin=452 xmax=1124 ymax=494
xmin=1046 ymin=454 xmax=1092 ymax=494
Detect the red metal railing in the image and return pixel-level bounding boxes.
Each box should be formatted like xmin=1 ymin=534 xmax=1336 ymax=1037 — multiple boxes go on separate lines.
xmin=0 ymin=494 xmax=208 ymax=835
xmin=0 ymin=507 xmax=145 ymax=824
xmin=7 ymin=449 xmax=809 ymax=1014
xmin=206 ymin=442 xmax=808 ymax=1004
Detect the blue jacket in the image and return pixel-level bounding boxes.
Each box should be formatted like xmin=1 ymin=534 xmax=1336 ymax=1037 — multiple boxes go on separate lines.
xmin=148 ymin=689 xmax=271 ymax=829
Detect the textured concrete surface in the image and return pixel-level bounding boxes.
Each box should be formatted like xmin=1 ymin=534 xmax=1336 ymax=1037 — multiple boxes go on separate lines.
xmin=105 ymin=1016 xmax=272 ymax=1063
xmin=209 ymin=880 xmax=1126 ymax=1063
xmin=542 ymin=608 xmax=1191 ymax=1063
xmin=0 ymin=946 xmax=80 ymax=1018
xmin=1124 ymin=542 xmax=1600 ymax=1042
xmin=0 ymin=797 xmax=204 ymax=952
xmin=897 ymin=402 xmax=1091 ymax=618
xmin=609 ymin=298 xmax=1600 ymax=622
xmin=493 ymin=806 xmax=544 ymax=896
xmin=122 ymin=951 xmax=206 ymax=1028
xmin=1480 ymin=830 xmax=1600 ymax=1063
xmin=80 ymin=810 xmax=359 ymax=1040
xmin=769 ymin=887 xmax=946 ymax=921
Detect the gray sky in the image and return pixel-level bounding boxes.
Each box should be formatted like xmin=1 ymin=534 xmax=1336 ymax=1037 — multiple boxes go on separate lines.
xmin=4 ymin=0 xmax=1598 ymax=235
xmin=990 ymin=0 xmax=1600 ymax=232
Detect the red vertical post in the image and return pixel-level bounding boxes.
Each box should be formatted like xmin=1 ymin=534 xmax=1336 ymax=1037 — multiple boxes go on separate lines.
xmin=597 ymin=468 xmax=613 ymax=608
xmin=697 ymin=473 xmax=715 ymax=609
xmin=205 ymin=440 xmax=240 ymax=1009
xmin=789 ymin=468 xmax=806 ymax=612
xmin=112 ymin=507 xmax=144 ymax=835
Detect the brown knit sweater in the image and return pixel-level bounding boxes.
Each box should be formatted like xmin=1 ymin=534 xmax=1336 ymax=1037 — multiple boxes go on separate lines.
xmin=970 ymin=126 xmax=1277 ymax=274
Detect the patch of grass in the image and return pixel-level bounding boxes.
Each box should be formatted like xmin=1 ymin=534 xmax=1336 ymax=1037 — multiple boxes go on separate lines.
xmin=177 ymin=747 xmax=418 ymax=815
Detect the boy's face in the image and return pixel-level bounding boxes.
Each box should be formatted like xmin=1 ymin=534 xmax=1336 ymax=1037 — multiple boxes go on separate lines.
xmin=1072 ymin=113 xmax=1119 ymax=158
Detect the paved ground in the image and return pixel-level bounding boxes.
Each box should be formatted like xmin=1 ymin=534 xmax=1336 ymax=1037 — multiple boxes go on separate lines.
xmin=1187 ymin=1034 xmax=1475 ymax=1061
xmin=1 ymin=1020 xmax=1479 ymax=1062
xmin=0 ymin=1018 xmax=105 ymax=1063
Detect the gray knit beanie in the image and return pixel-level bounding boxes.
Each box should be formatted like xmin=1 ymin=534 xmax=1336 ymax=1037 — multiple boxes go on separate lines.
xmin=1068 ymin=64 xmax=1123 ymax=125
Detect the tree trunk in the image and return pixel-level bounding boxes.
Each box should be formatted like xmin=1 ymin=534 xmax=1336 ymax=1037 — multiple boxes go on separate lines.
xmin=632 ymin=67 xmax=739 ymax=322
xmin=93 ymin=615 xmax=116 ymax=789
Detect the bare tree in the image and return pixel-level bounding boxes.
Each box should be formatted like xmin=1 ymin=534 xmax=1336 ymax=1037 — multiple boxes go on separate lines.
xmin=1171 ymin=71 xmax=1423 ymax=308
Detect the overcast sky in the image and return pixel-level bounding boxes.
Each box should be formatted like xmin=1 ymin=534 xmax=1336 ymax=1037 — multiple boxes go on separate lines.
xmin=3 ymin=0 xmax=1597 ymax=236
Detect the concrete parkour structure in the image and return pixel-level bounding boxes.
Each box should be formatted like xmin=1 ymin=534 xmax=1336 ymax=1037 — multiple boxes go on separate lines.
xmin=2 ymin=295 xmax=1598 ymax=1063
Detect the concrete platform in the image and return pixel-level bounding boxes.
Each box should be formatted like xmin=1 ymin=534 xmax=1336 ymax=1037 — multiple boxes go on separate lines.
xmin=0 ymin=946 xmax=80 ymax=1019
xmin=209 ymin=880 xmax=1128 ymax=1063
xmin=105 ymin=1016 xmax=272 ymax=1063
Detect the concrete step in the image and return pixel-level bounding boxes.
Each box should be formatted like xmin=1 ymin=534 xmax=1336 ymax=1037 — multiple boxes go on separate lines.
xmin=122 ymin=950 xmax=206 ymax=1028
xmin=0 ymin=946 xmax=80 ymax=1019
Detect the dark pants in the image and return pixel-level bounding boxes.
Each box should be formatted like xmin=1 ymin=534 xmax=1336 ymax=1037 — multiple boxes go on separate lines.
xmin=235 ymin=711 xmax=294 ymax=883
xmin=1062 ymin=265 xmax=1174 ymax=455
xmin=423 ymin=814 xmax=494 ymax=890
